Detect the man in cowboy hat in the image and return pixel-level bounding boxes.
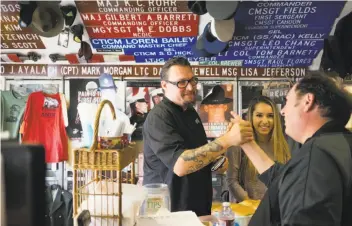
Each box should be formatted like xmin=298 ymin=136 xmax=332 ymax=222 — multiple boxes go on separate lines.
xmin=142 ymin=57 xmax=253 ymax=216
xmin=201 ymin=85 xmax=233 ymax=122
xmin=201 ymin=85 xmax=233 ymax=137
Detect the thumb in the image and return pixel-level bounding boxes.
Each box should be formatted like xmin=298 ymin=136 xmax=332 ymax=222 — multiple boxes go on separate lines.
xmin=230 ymin=111 xmax=242 ymax=122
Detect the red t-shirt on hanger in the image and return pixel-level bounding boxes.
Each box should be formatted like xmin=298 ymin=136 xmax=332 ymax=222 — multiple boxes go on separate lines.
xmin=22 ymin=91 xmax=68 ymax=163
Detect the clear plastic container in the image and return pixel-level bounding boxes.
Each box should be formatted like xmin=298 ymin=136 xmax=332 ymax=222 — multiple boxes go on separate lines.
xmin=139 ymin=183 xmax=171 ymax=216
xmin=218 ymin=202 xmax=235 ymax=226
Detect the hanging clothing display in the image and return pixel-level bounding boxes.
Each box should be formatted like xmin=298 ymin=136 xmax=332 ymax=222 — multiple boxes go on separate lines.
xmin=45 ymin=185 xmax=73 ymax=226
xmin=0 ymin=90 xmax=28 ymax=139
xmin=22 ymin=91 xmax=68 ymax=163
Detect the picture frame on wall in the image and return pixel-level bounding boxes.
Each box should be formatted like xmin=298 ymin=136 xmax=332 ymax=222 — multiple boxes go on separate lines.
xmin=125 ymin=81 xmax=162 ymax=117
xmin=197 ymin=81 xmax=237 ymax=138
xmin=238 ymin=80 xmax=293 ymax=118
xmin=67 ymin=79 xmax=126 ymax=148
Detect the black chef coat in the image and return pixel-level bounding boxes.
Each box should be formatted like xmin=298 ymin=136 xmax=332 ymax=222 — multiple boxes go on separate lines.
xmin=249 ymin=121 xmax=352 ymax=226
xmin=142 ymin=97 xmax=212 ymax=216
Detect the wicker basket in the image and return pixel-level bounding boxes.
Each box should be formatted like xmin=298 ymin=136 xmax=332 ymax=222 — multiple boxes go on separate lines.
xmin=73 ymin=99 xmax=138 ymax=170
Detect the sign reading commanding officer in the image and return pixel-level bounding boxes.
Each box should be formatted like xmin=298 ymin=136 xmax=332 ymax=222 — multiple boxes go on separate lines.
xmin=142 ymin=56 xmax=253 ymax=216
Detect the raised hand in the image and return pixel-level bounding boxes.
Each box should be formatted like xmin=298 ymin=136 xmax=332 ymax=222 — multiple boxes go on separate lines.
xmin=226 ymin=111 xmax=254 ymax=146
xmin=226 ymin=120 xmax=234 ymax=133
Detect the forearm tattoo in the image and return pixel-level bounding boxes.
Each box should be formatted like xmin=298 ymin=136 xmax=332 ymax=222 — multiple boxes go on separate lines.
xmin=180 ymin=141 xmax=223 ymax=174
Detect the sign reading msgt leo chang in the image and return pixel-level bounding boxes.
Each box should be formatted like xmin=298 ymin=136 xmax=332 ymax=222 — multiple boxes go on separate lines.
xmin=0 ymin=64 xmax=306 ymax=78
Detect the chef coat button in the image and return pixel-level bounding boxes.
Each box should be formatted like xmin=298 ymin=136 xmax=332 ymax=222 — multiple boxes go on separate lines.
xmin=59 ymin=215 xmax=62 ymax=218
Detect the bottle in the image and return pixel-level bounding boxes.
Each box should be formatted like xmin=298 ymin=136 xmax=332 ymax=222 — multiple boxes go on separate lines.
xmin=218 ymin=202 xmax=235 ymax=226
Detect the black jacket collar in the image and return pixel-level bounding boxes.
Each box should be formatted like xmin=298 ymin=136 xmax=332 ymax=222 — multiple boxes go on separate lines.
xmin=162 ymin=96 xmax=192 ymax=112
xmin=305 ymin=120 xmax=348 ymax=144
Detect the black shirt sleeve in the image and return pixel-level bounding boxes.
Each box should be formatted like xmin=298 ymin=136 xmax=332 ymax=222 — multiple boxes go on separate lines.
xmin=258 ymin=162 xmax=285 ymax=186
xmin=143 ymin=110 xmax=185 ymax=169
xmin=278 ymin=144 xmax=343 ymax=226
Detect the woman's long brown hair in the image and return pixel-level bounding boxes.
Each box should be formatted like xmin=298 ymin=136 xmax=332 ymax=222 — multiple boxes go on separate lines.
xmin=245 ymin=96 xmax=291 ymax=179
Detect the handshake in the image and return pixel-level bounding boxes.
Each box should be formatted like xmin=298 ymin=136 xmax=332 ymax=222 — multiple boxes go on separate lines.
xmin=222 ymin=111 xmax=254 ymax=147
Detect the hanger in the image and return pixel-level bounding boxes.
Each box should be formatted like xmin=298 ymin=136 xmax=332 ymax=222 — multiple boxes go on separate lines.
xmin=42 ymin=84 xmax=58 ymax=94
xmin=13 ymin=81 xmax=27 ymax=97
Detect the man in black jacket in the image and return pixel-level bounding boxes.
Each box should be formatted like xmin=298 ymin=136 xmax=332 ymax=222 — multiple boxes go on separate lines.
xmin=234 ymin=72 xmax=352 ymax=226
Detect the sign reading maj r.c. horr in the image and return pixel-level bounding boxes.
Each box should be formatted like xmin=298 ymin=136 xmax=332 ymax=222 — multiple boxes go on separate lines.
xmin=75 ymin=0 xmax=189 ymax=13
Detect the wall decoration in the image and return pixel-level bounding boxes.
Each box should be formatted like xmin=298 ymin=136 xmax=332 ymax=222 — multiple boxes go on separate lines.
xmin=198 ymin=82 xmax=235 ymax=138
xmin=0 ymin=2 xmax=46 ymax=49
xmin=67 ymin=79 xmax=125 ymax=143
xmin=81 ymin=13 xmax=199 ymax=39
xmin=76 ymin=0 xmax=197 ymax=54
xmin=75 ymin=1 xmax=190 ymax=14
xmin=75 ymin=0 xmax=199 ymax=63
xmin=126 ymin=1 xmax=346 ymax=67
xmin=238 ymin=80 xmax=291 ymax=121
xmin=125 ymin=81 xmax=161 ymax=141
xmin=91 ymin=36 xmax=196 ymax=56
xmin=0 ymin=53 xmax=41 ymax=63
xmin=0 ymin=64 xmax=307 ymax=78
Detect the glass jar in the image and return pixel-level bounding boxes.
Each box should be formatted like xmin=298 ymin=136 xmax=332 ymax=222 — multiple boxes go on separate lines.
xmin=139 ymin=183 xmax=171 ymax=216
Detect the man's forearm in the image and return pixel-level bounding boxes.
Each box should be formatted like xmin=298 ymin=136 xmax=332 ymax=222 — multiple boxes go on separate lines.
xmin=173 ymin=136 xmax=230 ymax=177
xmin=241 ymin=141 xmax=275 ymax=174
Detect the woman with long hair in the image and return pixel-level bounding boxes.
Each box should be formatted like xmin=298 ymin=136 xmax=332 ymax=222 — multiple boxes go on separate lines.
xmin=226 ymin=95 xmax=291 ymax=201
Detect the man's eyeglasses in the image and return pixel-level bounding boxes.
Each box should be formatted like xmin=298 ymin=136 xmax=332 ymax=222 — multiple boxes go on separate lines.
xmin=166 ymin=77 xmax=199 ymax=88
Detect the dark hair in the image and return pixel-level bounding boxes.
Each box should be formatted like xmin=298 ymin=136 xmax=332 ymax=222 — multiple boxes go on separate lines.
xmin=295 ymin=71 xmax=352 ymax=125
xmin=160 ymin=56 xmax=191 ymax=80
